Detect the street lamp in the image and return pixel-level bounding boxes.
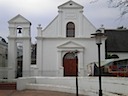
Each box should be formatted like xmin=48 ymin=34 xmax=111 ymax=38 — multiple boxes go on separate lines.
xmin=73 ymin=50 xmax=79 ymax=96
xmin=91 ymin=29 xmax=107 ymax=96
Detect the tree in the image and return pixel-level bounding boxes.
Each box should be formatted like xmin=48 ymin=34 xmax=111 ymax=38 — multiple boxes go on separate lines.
xmin=91 ymin=0 xmax=128 ymax=16
xmin=108 ymin=0 xmax=128 ymax=16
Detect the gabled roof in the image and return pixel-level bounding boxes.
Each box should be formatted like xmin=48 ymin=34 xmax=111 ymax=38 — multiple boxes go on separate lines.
xmin=105 ymin=29 xmax=128 ymax=52
xmin=8 ymin=14 xmax=31 ymax=25
xmin=57 ymin=41 xmax=84 ymax=49
xmin=58 ymin=0 xmax=83 ymax=9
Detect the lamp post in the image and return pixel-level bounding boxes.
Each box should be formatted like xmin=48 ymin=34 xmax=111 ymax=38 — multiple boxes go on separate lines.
xmin=73 ymin=50 xmax=79 ymax=96
xmin=91 ymin=29 xmax=107 ymax=96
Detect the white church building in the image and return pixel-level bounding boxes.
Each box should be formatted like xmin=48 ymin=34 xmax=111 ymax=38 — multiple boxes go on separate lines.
xmin=7 ymin=0 xmax=106 ymax=79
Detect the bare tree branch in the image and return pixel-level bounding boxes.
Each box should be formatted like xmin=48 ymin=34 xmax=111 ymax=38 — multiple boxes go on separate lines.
xmin=91 ymin=0 xmax=128 ymax=16
xmin=108 ymin=0 xmax=128 ymax=16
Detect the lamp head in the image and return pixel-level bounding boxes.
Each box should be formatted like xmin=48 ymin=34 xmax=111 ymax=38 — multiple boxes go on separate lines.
xmin=91 ymin=29 xmax=107 ymax=44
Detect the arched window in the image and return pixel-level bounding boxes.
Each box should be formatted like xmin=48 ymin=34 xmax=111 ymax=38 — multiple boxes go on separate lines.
xmin=66 ymin=22 xmax=75 ymax=37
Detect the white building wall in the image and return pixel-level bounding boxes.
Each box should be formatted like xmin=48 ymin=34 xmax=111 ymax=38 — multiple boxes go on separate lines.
xmin=40 ymin=38 xmax=106 ymax=76
xmin=8 ymin=39 xmax=17 ymax=79
xmin=42 ymin=8 xmax=96 ymax=38
xmin=42 ymin=16 xmax=58 ymax=37
xmin=17 ymin=77 xmax=128 ymax=96
xmin=36 ymin=0 xmax=106 ymax=77
xmin=22 ymin=39 xmax=31 ymax=76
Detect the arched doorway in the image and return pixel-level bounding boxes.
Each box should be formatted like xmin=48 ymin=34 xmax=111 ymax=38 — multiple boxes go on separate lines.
xmin=63 ymin=52 xmax=78 ymax=76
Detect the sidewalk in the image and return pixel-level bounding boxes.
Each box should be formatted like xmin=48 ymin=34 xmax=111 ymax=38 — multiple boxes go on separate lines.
xmin=0 ymin=90 xmax=87 ymax=96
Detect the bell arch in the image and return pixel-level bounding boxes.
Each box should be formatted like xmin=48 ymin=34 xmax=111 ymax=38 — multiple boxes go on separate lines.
xmin=8 ymin=14 xmax=31 ymax=79
xmin=17 ymin=26 xmax=23 ymax=37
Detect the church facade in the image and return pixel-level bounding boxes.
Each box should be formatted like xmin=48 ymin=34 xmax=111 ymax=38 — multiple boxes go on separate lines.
xmin=7 ymin=0 xmax=106 ymax=79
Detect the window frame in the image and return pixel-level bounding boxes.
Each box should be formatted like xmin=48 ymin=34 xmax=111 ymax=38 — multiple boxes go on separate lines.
xmin=66 ymin=22 xmax=75 ymax=37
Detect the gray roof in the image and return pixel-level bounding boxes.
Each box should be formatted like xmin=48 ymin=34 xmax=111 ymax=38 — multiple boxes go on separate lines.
xmin=0 ymin=36 xmax=7 ymax=43
xmin=105 ymin=29 xmax=128 ymax=52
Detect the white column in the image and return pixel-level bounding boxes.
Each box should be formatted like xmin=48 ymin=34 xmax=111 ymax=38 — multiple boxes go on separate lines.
xmin=36 ymin=24 xmax=43 ymax=76
xmin=78 ymin=11 xmax=83 ymax=37
xmin=36 ymin=37 xmax=43 ymax=76
xmin=8 ymin=38 xmax=17 ymax=79
xmin=58 ymin=11 xmax=63 ymax=37
xmin=23 ymin=27 xmax=30 ymax=37
xmin=37 ymin=24 xmax=42 ymax=37
xmin=78 ymin=50 xmax=84 ymax=76
xmin=22 ymin=39 xmax=31 ymax=77
xmin=8 ymin=27 xmax=16 ymax=37
xmin=57 ymin=50 xmax=63 ymax=76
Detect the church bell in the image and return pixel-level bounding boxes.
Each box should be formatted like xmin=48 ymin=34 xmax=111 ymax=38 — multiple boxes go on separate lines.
xmin=17 ymin=27 xmax=22 ymax=33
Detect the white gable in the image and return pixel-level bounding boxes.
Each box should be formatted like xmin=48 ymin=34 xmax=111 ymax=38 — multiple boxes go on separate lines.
xmin=42 ymin=16 xmax=58 ymax=37
xmin=58 ymin=0 xmax=83 ymax=9
xmin=57 ymin=41 xmax=84 ymax=49
xmin=41 ymin=0 xmax=96 ymax=38
xmin=8 ymin=14 xmax=31 ymax=24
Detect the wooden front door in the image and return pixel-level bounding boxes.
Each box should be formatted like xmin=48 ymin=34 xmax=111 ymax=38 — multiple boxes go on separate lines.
xmin=63 ymin=53 xmax=78 ymax=76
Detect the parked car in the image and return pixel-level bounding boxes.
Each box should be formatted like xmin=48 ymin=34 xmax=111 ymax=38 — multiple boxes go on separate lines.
xmin=87 ymin=58 xmax=128 ymax=77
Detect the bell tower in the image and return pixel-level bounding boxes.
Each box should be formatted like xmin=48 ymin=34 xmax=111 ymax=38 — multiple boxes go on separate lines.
xmin=8 ymin=14 xmax=31 ymax=79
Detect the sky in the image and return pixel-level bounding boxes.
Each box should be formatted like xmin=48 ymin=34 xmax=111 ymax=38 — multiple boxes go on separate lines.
xmin=0 ymin=0 xmax=128 ymax=43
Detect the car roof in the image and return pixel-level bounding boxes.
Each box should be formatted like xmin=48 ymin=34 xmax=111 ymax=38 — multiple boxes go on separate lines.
xmin=88 ymin=58 xmax=128 ymax=67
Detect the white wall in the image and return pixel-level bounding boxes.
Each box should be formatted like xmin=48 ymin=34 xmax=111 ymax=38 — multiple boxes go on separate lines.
xmin=36 ymin=1 xmax=106 ymax=77
xmin=42 ymin=2 xmax=96 ymax=38
xmin=17 ymin=77 xmax=128 ymax=96
xmin=17 ymin=77 xmax=36 ymax=90
xmin=8 ymin=14 xmax=31 ymax=79
xmin=40 ymin=38 xmax=106 ymax=76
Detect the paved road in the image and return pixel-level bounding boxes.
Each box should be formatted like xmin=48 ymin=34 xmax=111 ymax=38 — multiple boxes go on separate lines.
xmin=0 ymin=90 xmax=87 ymax=96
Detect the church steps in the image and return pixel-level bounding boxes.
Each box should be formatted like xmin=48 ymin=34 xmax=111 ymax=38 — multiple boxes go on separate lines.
xmin=26 ymin=83 xmax=86 ymax=95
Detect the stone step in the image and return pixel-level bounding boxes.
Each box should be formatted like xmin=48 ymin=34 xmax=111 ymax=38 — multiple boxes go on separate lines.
xmin=26 ymin=83 xmax=86 ymax=95
xmin=26 ymin=83 xmax=124 ymax=96
xmin=0 ymin=83 xmax=16 ymax=90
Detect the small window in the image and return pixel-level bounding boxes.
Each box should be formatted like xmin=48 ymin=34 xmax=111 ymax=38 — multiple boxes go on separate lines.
xmin=66 ymin=22 xmax=75 ymax=37
xmin=69 ymin=3 xmax=73 ymax=6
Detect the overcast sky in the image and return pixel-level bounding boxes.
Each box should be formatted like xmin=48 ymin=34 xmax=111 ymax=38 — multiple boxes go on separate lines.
xmin=0 ymin=0 xmax=128 ymax=43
